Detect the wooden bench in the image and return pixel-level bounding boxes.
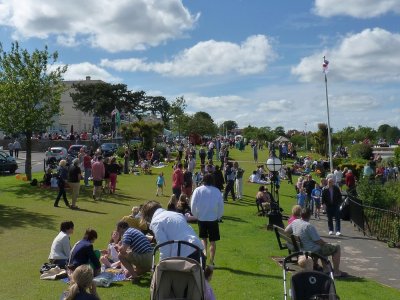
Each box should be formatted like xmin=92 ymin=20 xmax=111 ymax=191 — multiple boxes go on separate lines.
xmin=273 ymin=225 xmax=301 ymax=254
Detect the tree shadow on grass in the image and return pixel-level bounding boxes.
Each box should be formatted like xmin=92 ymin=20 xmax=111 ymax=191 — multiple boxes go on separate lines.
xmin=0 ymin=204 xmax=56 ymax=232
xmin=95 ymin=197 xmax=130 ymax=206
xmin=221 ymin=216 xmax=248 ymax=223
xmin=73 ymin=207 xmax=108 ymax=215
xmin=217 ymin=266 xmax=281 ymax=280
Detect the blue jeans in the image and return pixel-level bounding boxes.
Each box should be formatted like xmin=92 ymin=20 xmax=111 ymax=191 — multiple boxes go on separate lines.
xmin=84 ymin=168 xmax=91 ymax=186
xmin=327 ymin=205 xmax=341 ymax=232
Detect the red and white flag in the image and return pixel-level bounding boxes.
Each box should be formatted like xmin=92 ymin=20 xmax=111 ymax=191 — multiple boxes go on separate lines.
xmin=322 ymin=56 xmax=329 ymax=73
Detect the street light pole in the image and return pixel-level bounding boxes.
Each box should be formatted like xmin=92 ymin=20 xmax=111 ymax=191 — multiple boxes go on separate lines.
xmin=266 ymin=155 xmax=284 ymax=229
xmin=305 ymin=122 xmax=308 ymax=153
xmin=323 ymin=56 xmax=334 ymax=174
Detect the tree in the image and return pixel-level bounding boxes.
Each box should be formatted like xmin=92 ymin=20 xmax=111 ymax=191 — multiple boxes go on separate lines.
xmin=377 ymin=124 xmax=400 ymax=144
xmin=187 ymin=111 xmax=217 ymax=136
xmin=219 ymin=120 xmax=238 ymax=134
xmin=131 ymin=120 xmax=163 ymax=150
xmin=313 ymin=123 xmax=329 ymax=156
xmin=274 ymin=126 xmax=286 ymax=137
xmin=70 ymin=82 xmax=146 ymax=120
xmin=0 ymin=42 xmax=67 ymax=180
xmin=143 ymin=96 xmax=171 ymax=126
xmin=120 ymin=123 xmax=139 ymax=148
xmin=169 ymin=96 xmax=187 ymax=138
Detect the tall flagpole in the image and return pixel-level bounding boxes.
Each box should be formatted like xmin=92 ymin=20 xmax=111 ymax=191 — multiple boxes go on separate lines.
xmin=323 ymin=56 xmax=334 ymax=174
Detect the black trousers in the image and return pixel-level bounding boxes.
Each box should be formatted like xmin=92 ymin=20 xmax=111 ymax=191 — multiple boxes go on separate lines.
xmin=54 ymin=186 xmax=69 ymax=207
xmin=224 ymin=180 xmax=235 ymax=201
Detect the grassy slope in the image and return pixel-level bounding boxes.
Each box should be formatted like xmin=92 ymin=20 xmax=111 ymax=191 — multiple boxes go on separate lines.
xmin=0 ymin=147 xmax=399 ymax=299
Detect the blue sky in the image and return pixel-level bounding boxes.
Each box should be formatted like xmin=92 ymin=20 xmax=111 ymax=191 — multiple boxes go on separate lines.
xmin=0 ymin=0 xmax=399 ymax=132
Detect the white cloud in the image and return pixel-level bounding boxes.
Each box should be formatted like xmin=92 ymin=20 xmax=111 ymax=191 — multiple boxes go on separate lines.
xmin=171 ymin=80 xmax=398 ymax=131
xmin=313 ymin=0 xmax=400 ymax=18
xmin=291 ymin=28 xmax=400 ymax=82
xmin=0 ymin=0 xmax=198 ymax=52
xmin=330 ymin=95 xmax=380 ymax=112
xmin=50 ymin=62 xmax=120 ymax=82
xmin=101 ymin=35 xmax=275 ymax=76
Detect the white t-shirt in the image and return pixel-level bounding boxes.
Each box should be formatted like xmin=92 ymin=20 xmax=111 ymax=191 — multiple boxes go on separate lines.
xmin=48 ymin=231 xmax=70 ymax=260
xmin=191 ymin=185 xmax=224 ymax=221
xmin=150 ymin=209 xmax=203 ymax=260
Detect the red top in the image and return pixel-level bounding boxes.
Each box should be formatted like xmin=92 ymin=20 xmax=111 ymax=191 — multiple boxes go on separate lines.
xmin=172 ymin=168 xmax=184 ymax=189
xmin=345 ymin=172 xmax=356 ymax=187
xmin=83 ymin=155 xmax=92 ymax=169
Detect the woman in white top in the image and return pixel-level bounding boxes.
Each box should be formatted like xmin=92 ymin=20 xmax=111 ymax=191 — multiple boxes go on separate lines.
xmin=48 ymin=221 xmax=74 ymax=268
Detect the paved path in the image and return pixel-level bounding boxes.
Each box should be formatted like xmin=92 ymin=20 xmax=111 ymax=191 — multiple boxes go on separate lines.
xmin=14 ymin=151 xmax=44 ymax=173
xmin=311 ymin=214 xmax=400 ymax=289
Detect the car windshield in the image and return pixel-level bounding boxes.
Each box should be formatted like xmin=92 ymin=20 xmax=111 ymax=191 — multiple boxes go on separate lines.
xmin=52 ymin=149 xmax=63 ymax=153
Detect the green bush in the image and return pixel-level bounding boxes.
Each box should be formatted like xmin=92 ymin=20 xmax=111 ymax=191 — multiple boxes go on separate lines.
xmin=394 ymin=147 xmax=400 ymax=166
xmin=356 ymin=178 xmax=398 ymax=209
xmin=349 ymin=143 xmax=373 ymax=160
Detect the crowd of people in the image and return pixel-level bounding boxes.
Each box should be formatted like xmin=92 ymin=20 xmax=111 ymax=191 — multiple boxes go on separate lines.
xmin=41 ymin=133 xmax=400 ymax=299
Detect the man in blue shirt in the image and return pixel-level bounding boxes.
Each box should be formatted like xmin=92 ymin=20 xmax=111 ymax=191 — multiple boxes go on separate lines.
xmin=116 ymin=221 xmax=153 ymax=282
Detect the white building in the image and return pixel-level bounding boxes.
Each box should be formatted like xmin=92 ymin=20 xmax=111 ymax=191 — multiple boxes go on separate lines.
xmin=49 ymin=76 xmax=104 ymax=134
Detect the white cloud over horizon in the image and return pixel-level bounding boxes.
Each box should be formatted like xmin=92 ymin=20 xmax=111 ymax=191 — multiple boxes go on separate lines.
xmin=0 ymin=0 xmax=198 ymax=52
xmin=291 ymin=28 xmax=400 ymax=82
xmin=100 ymin=35 xmax=275 ymax=76
xmin=313 ymin=0 xmax=400 ymax=18
xmin=50 ymin=62 xmax=120 ymax=82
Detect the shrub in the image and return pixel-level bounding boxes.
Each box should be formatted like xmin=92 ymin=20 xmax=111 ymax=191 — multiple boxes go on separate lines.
xmin=349 ymin=143 xmax=373 ymax=160
xmin=394 ymin=147 xmax=400 ymax=167
xmin=356 ymin=178 xmax=398 ymax=209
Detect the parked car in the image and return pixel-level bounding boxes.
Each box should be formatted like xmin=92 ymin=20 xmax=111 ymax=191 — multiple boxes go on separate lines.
xmin=100 ymin=143 xmax=118 ymax=157
xmin=68 ymin=145 xmax=87 ymax=157
xmin=0 ymin=150 xmax=18 ymax=174
xmin=46 ymin=147 xmax=68 ymax=161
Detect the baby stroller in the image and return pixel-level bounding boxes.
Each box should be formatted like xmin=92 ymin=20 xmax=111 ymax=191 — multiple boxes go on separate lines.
xmin=150 ymin=240 xmax=205 ymax=300
xmin=283 ymin=251 xmax=340 ymax=300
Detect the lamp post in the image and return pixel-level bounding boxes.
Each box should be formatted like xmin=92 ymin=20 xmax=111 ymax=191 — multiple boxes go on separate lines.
xmin=305 ymin=122 xmax=308 ymax=153
xmin=266 ymin=155 xmax=284 ymax=229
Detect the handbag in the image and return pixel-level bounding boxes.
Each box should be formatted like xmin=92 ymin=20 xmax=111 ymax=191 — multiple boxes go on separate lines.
xmin=40 ymin=262 xmax=58 ymax=274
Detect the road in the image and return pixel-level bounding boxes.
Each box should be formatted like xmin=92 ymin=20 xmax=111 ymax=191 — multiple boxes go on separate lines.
xmin=15 ymin=151 xmax=46 ymax=174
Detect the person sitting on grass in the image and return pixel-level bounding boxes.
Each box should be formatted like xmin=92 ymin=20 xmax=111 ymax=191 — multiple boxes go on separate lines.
xmin=120 ymin=206 xmax=148 ymax=233
xmin=48 ymin=221 xmax=74 ymax=268
xmin=167 ymin=194 xmax=178 ymax=211
xmin=285 ymin=208 xmax=348 ymax=278
xmin=176 ymin=194 xmax=197 ymax=222
xmin=61 ymin=265 xmax=99 ymax=300
xmin=68 ymin=228 xmax=101 ymax=277
xmin=41 ymin=168 xmax=53 ymax=187
xmin=100 ymin=230 xmax=121 ymax=270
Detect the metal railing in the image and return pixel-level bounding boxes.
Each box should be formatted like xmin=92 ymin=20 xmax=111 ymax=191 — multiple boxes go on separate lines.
xmin=346 ymin=196 xmax=400 ymax=244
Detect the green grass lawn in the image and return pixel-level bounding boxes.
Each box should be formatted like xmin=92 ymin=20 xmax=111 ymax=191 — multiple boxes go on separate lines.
xmin=0 ymin=147 xmax=399 ymax=299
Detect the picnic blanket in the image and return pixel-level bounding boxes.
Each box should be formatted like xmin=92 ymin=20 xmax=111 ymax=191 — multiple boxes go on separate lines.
xmin=61 ymin=270 xmax=127 ymax=287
